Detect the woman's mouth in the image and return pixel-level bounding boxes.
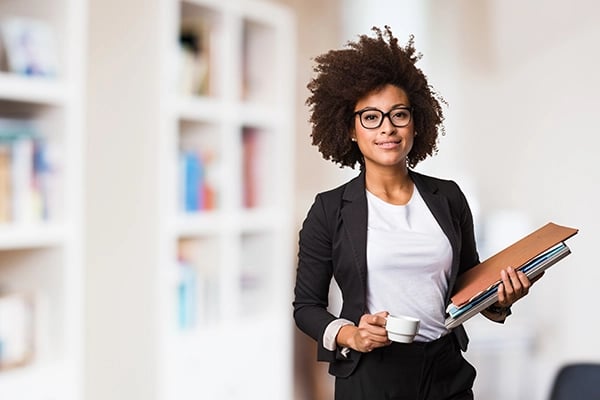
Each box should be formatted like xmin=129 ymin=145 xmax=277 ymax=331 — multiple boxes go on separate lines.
xmin=376 ymin=140 xmax=401 ymax=149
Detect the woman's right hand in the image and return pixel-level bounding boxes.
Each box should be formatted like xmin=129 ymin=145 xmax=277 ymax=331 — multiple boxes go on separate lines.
xmin=337 ymin=311 xmax=392 ymax=353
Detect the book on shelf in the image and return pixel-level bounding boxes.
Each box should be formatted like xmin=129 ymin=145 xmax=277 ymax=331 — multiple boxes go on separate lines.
xmin=242 ymin=127 xmax=270 ymax=209
xmin=177 ymin=238 xmax=219 ymax=328
xmin=242 ymin=127 xmax=259 ymax=208
xmin=176 ymin=256 xmax=197 ymax=330
xmin=0 ymin=118 xmax=54 ymax=224
xmin=0 ymin=145 xmax=10 ymax=221
xmin=178 ymin=149 xmax=216 ymax=213
xmin=445 ymin=222 xmax=578 ymax=329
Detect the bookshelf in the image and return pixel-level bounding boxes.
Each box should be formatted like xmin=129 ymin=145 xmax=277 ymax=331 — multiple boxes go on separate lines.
xmin=157 ymin=0 xmax=296 ymax=399
xmin=0 ymin=0 xmax=85 ymax=399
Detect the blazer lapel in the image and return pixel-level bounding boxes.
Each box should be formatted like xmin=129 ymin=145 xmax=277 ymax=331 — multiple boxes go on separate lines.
xmin=340 ymin=172 xmax=369 ymax=297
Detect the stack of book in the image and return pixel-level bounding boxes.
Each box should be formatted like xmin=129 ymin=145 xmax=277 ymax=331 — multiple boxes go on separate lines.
xmin=445 ymin=222 xmax=578 ymax=329
xmin=0 ymin=117 xmax=53 ymax=223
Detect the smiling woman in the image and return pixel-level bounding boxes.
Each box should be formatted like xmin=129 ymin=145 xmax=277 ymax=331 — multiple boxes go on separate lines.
xmin=293 ymin=26 xmax=536 ymax=400
xmin=305 ymin=27 xmax=444 ymax=170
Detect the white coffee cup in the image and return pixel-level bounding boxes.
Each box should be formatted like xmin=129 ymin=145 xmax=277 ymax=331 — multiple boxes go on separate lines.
xmin=385 ymin=314 xmax=420 ymax=343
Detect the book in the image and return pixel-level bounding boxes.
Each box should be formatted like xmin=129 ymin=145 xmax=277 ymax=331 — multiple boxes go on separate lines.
xmin=181 ymin=150 xmax=203 ymax=212
xmin=0 ymin=144 xmax=10 ymax=222
xmin=242 ymin=127 xmax=259 ymax=208
xmin=445 ymin=222 xmax=578 ymax=329
xmin=177 ymin=238 xmax=219 ymax=327
xmin=179 ymin=149 xmax=216 ymax=213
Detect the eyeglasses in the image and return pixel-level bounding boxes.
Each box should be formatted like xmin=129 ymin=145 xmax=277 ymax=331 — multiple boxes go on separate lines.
xmin=354 ymin=107 xmax=413 ymax=129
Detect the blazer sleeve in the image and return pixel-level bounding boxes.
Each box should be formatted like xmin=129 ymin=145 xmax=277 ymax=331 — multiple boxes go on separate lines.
xmin=455 ymin=182 xmax=480 ymax=274
xmin=293 ymin=193 xmax=339 ymax=362
xmin=445 ymin=180 xmax=481 ymax=351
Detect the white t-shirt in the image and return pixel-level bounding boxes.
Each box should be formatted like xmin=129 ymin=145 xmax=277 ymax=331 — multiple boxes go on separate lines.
xmin=365 ymin=188 xmax=452 ymax=341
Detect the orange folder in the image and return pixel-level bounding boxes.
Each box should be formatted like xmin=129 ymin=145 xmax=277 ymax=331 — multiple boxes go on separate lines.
xmin=451 ymin=222 xmax=579 ymax=308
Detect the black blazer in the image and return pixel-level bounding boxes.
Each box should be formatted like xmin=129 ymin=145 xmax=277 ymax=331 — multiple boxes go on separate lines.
xmin=293 ymin=170 xmax=480 ymax=378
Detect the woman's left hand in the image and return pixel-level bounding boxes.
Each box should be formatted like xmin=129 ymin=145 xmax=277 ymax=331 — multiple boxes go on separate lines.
xmin=496 ymin=267 xmax=538 ymax=307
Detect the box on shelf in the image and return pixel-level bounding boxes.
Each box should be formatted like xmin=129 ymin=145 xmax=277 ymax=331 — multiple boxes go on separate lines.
xmin=0 ymin=17 xmax=59 ymax=77
xmin=178 ymin=14 xmax=212 ymax=96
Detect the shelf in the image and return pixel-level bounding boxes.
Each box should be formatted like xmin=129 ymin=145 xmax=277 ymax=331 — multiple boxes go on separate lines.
xmin=169 ymin=316 xmax=288 ymax=354
xmin=238 ymin=102 xmax=284 ymax=127
xmin=237 ymin=208 xmax=288 ymax=231
xmin=173 ymin=208 xmax=286 ymax=236
xmin=173 ymin=211 xmax=222 ymax=236
xmin=0 ymin=73 xmax=68 ymax=105
xmin=174 ymin=96 xmax=225 ymax=122
xmin=164 ymin=317 xmax=291 ymax=400
xmin=175 ymin=97 xmax=283 ymax=127
xmin=0 ymin=223 xmax=68 ymax=250
xmin=0 ymin=360 xmax=74 ymax=399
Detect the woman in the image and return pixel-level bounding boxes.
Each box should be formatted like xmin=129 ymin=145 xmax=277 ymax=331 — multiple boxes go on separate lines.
xmin=293 ymin=26 xmax=533 ymax=399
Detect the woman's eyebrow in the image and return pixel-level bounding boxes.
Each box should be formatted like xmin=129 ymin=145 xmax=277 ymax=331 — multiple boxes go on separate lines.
xmin=390 ymin=103 xmax=411 ymax=108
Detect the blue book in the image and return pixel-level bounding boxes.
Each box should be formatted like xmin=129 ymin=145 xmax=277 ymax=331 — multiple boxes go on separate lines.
xmin=182 ymin=151 xmax=204 ymax=212
xmin=177 ymin=260 xmax=197 ymax=330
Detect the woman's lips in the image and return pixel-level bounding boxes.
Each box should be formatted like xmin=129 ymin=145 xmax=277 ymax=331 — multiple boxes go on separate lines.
xmin=376 ymin=140 xmax=401 ymax=149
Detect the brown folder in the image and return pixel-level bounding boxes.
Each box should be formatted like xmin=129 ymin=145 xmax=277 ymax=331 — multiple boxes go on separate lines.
xmin=450 ymin=222 xmax=578 ymax=308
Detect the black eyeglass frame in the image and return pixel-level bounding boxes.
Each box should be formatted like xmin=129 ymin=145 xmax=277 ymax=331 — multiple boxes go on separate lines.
xmin=353 ymin=106 xmax=413 ymax=129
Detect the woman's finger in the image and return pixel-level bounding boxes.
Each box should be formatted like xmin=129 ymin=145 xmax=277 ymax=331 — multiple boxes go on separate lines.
xmin=501 ymin=269 xmax=514 ymax=299
xmin=506 ymin=267 xmax=524 ymax=295
xmin=497 ymin=282 xmax=507 ymax=306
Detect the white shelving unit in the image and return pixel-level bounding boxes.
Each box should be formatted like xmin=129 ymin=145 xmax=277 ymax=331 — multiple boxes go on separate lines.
xmin=157 ymin=0 xmax=296 ymax=399
xmin=0 ymin=0 xmax=85 ymax=399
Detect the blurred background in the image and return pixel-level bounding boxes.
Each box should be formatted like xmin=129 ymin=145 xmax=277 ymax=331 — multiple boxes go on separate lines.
xmin=0 ymin=0 xmax=598 ymax=399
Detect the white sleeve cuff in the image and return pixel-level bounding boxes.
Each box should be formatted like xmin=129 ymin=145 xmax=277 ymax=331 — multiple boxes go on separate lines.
xmin=323 ymin=318 xmax=355 ymax=351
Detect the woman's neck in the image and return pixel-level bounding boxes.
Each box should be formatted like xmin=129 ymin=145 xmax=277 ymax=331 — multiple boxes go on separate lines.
xmin=364 ymin=166 xmax=414 ymax=205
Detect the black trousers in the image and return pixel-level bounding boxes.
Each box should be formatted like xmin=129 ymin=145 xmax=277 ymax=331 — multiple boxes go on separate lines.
xmin=335 ymin=333 xmax=476 ymax=400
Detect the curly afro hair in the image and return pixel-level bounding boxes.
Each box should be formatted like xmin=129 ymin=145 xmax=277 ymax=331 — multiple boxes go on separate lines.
xmin=306 ymin=26 xmax=446 ymax=169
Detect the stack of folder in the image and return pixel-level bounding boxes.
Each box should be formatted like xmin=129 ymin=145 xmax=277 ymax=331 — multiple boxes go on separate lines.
xmin=445 ymin=222 xmax=578 ymax=329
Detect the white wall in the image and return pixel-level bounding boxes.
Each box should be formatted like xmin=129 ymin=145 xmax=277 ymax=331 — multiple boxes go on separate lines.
xmin=278 ymin=0 xmax=358 ymax=229
xmin=343 ymin=0 xmax=600 ymax=399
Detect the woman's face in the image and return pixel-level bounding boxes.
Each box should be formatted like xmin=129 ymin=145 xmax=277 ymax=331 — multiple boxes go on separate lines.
xmin=351 ymin=84 xmax=415 ymax=172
